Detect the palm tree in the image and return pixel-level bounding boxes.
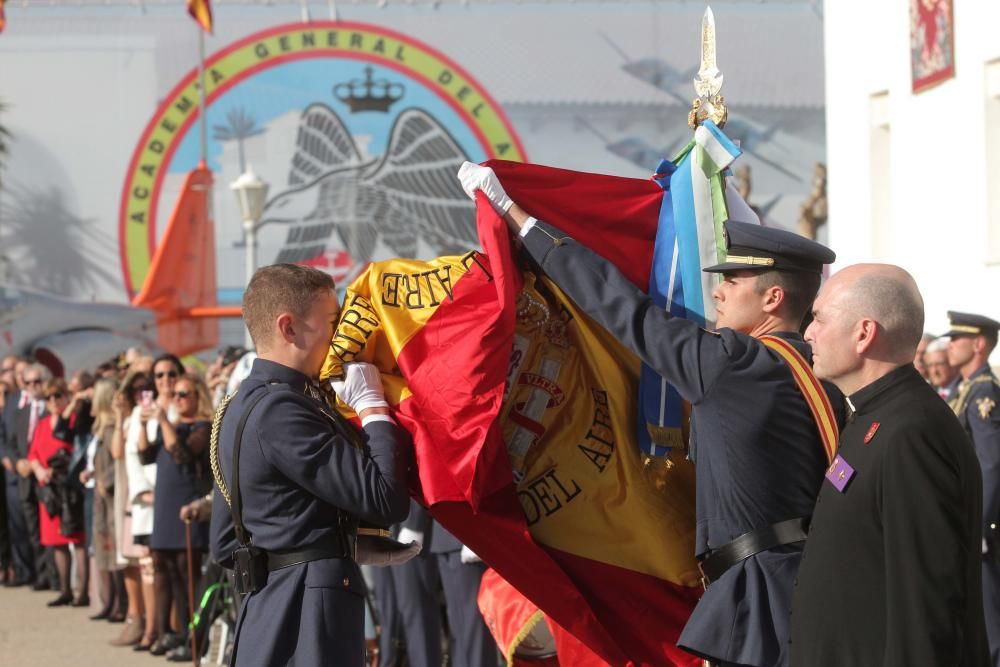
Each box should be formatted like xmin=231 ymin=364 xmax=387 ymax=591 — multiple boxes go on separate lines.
xmin=2 ymin=182 xmax=118 ymax=296
xmin=0 ymin=99 xmax=10 ymax=190
xmin=212 ymin=107 xmax=264 ymax=173
xmin=0 ymin=99 xmax=13 ymax=280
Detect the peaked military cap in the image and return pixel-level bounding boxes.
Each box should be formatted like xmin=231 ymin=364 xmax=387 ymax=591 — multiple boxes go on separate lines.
xmin=703 ymin=220 xmax=836 ymax=274
xmin=943 ymin=311 xmax=1000 ymax=338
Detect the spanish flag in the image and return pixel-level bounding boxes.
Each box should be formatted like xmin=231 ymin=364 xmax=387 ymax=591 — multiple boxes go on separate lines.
xmin=323 ymin=163 xmax=702 ymax=666
xmin=187 ymin=0 xmax=212 ymax=33
xmin=0 ymin=0 xmax=7 ymax=34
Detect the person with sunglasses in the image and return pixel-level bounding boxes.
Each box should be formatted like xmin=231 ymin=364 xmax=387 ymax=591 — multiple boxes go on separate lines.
xmin=125 ymin=353 xmax=184 ymax=651
xmin=4 ymin=363 xmax=58 ymax=592
xmin=147 ymin=374 xmax=213 ymax=661
xmin=26 ymin=378 xmax=87 ymax=607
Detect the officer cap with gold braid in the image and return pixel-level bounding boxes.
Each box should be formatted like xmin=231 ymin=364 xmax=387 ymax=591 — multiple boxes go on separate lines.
xmin=703 ymin=220 xmax=836 ymax=275
xmin=943 ymin=311 xmax=1000 ymax=338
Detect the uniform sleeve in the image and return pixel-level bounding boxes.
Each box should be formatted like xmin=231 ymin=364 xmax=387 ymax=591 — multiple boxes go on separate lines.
xmin=880 ymin=428 xmax=969 ymax=667
xmin=967 ymin=382 xmax=1000 ymax=546
xmin=521 ymin=220 xmax=736 ymax=403
xmin=255 ymin=395 xmax=412 ymax=528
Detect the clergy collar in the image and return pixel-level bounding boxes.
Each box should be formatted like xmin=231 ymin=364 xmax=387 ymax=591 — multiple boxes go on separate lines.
xmin=249 ymin=358 xmax=313 ymax=393
xmin=847 ymin=363 xmax=922 ymax=416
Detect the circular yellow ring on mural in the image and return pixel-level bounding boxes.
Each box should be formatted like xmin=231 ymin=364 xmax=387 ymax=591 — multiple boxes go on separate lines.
xmin=119 ymin=21 xmax=525 ymax=297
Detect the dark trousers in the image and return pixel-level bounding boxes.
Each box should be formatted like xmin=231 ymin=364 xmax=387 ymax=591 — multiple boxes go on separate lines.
xmin=19 ymin=481 xmax=56 ymax=588
xmin=436 ymin=552 xmax=498 ymax=667
xmin=985 ymin=559 xmax=1000 ymax=667
xmin=0 ymin=468 xmax=10 ymax=569
xmin=5 ymin=480 xmax=32 ymax=579
xmin=373 ymin=566 xmax=404 ymax=667
xmin=389 ymin=553 xmax=442 ymax=667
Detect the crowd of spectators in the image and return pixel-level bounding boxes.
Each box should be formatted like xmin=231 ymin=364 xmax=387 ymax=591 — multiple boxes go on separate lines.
xmin=0 ymin=345 xmax=252 ymax=662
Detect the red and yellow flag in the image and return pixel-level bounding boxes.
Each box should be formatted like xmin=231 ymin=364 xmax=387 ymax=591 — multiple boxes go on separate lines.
xmin=323 ymin=164 xmax=702 ymax=666
xmin=187 ymin=0 xmax=213 ymax=33
xmin=0 ymin=0 xmax=7 ymax=34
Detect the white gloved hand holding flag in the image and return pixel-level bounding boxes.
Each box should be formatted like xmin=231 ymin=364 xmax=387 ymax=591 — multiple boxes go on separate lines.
xmin=331 ymin=362 xmax=390 ymax=414
xmin=457 ymin=161 xmax=513 ymax=215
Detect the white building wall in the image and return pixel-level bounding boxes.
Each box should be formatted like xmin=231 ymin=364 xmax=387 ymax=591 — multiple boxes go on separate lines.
xmin=825 ymin=0 xmax=1000 ymax=357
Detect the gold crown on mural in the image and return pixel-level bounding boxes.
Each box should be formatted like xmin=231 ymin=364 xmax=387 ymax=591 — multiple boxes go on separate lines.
xmin=333 ymin=67 xmax=406 ymax=113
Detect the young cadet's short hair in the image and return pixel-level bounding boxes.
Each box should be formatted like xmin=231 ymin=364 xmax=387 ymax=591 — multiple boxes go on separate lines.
xmin=242 ymin=263 xmax=336 ymax=349
xmin=754 ymin=269 xmax=822 ymax=328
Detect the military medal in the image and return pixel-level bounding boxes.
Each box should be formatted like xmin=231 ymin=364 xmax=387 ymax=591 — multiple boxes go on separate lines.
xmin=977 ymin=397 xmax=995 ymax=420
xmin=825 ymin=455 xmax=855 ymax=492
xmin=863 ymin=422 xmax=880 ymax=444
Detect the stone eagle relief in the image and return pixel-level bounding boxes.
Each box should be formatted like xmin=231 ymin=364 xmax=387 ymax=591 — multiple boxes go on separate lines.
xmin=260 ymin=103 xmax=478 ymax=271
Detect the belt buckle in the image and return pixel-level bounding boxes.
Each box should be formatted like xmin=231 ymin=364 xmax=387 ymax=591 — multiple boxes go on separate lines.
xmin=696 ymin=560 xmax=710 ymax=591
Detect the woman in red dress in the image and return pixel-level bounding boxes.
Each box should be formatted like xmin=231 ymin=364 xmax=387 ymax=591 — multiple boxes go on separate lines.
xmin=28 ymin=378 xmax=86 ymax=606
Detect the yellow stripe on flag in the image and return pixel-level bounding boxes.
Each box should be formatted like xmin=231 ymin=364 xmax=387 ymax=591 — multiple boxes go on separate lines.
xmin=187 ymin=0 xmax=213 ymax=33
xmin=760 ymin=335 xmax=839 ymax=464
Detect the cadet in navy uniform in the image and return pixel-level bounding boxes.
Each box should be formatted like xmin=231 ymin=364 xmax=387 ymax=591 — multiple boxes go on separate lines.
xmin=790 ymin=267 xmax=989 ymax=666
xmin=458 ymin=163 xmax=843 ymax=667
xmin=946 ymin=311 xmax=1000 ymax=666
xmin=209 ymin=264 xmax=411 ymax=667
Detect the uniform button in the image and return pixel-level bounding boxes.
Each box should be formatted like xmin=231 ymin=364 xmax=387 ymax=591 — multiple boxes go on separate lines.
xmin=343 ymin=577 xmax=350 ymax=588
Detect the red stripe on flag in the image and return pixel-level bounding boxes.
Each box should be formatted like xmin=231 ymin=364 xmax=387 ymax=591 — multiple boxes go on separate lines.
xmin=393 ymin=194 xmax=521 ymax=507
xmin=487 ymin=160 xmax=663 ymax=290
xmin=431 ymin=496 xmax=634 ymax=666
xmin=545 ymin=546 xmax=703 ymax=667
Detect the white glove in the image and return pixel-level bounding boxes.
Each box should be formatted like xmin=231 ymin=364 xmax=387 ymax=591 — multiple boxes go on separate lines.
xmin=331 ymin=362 xmax=389 ymax=414
xmin=396 ymin=528 xmax=424 ymax=549
xmin=459 ymin=544 xmax=482 ymax=564
xmin=457 ymin=161 xmax=513 ymax=214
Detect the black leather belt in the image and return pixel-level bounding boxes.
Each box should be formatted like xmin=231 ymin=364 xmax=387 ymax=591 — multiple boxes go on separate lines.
xmin=266 ymin=533 xmax=355 ymax=572
xmin=697 ymin=517 xmax=810 ymax=587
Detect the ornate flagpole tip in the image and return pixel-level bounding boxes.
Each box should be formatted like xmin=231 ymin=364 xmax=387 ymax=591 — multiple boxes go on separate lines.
xmin=688 ymin=5 xmax=728 ymax=130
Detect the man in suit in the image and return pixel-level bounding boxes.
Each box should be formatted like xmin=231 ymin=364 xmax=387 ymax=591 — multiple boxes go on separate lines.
xmin=459 ymin=162 xmax=843 ymax=667
xmin=945 ymin=311 xmax=1000 ymax=666
xmin=790 ymin=268 xmax=988 ymax=666
xmin=210 ymin=263 xmax=411 ymax=666
xmin=0 ymin=354 xmax=19 ymax=583
xmin=3 ymin=362 xmax=57 ymax=589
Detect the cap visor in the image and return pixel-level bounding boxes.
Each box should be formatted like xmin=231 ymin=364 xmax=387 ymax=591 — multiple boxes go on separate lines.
xmin=702 ymin=261 xmax=767 ymax=273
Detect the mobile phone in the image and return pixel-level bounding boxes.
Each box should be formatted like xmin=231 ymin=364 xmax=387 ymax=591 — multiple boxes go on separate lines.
xmin=140 ymin=390 xmax=154 ymax=408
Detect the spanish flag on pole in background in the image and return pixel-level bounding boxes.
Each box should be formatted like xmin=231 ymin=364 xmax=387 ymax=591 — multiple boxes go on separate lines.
xmin=0 ymin=0 xmax=7 ymax=34
xmin=187 ymin=0 xmax=213 ymax=33
xmin=323 ymin=160 xmax=713 ymax=665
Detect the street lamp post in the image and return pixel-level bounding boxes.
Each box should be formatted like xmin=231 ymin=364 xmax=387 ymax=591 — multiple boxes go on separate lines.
xmin=230 ymin=166 xmax=269 ymax=347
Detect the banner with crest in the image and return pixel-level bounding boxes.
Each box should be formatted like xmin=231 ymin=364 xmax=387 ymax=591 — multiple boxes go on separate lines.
xmin=322 ymin=162 xmax=703 ymax=667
